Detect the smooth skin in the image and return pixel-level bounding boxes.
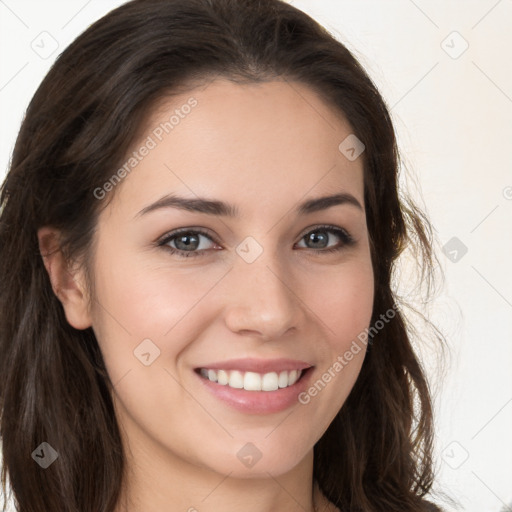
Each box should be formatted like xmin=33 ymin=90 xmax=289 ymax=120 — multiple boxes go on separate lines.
xmin=38 ymin=79 xmax=374 ymax=512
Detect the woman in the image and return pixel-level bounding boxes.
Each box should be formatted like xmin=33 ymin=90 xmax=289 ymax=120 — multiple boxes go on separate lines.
xmin=0 ymin=0 xmax=445 ymax=510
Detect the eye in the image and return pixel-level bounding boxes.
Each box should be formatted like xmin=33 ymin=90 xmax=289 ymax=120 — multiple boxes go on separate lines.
xmin=295 ymin=225 xmax=355 ymax=254
xmin=157 ymin=224 xmax=355 ymax=259
xmin=157 ymin=228 xmax=219 ymax=258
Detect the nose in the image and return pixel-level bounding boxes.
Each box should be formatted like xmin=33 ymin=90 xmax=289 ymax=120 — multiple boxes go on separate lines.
xmin=221 ymin=249 xmax=304 ymax=341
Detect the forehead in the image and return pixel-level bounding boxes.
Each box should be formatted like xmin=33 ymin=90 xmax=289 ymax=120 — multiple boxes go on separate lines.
xmin=106 ymin=79 xmax=365 ymax=220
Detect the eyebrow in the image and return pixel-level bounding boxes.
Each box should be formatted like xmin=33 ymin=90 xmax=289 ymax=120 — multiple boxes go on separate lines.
xmin=135 ymin=192 xmax=363 ymax=219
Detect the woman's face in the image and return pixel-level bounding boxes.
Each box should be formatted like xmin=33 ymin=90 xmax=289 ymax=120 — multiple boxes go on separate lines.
xmin=87 ymin=79 xmax=374 ymax=478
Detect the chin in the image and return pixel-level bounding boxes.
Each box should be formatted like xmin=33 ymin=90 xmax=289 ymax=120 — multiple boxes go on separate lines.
xmin=196 ymin=439 xmax=312 ymax=479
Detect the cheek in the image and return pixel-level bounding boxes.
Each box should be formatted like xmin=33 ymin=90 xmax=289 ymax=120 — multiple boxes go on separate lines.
xmin=89 ymin=252 xmax=228 ymax=377
xmin=310 ymin=258 xmax=374 ymax=350
xmin=297 ymin=259 xmax=374 ymax=424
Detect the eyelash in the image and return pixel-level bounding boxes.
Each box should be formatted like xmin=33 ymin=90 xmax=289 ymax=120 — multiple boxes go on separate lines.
xmin=157 ymin=225 xmax=356 ymax=259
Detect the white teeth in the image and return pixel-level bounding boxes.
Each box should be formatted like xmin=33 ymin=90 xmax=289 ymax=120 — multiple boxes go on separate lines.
xmin=229 ymin=370 xmax=244 ymax=389
xmin=244 ymin=371 xmax=261 ymax=391
xmin=199 ymin=368 xmax=304 ymax=391
xmin=262 ymin=372 xmax=279 ymax=391
xmin=278 ymin=371 xmax=289 ymax=388
xmin=217 ymin=369 xmax=229 ymax=385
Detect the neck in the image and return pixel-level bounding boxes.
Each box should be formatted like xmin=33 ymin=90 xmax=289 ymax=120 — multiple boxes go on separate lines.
xmin=115 ymin=436 xmax=325 ymax=511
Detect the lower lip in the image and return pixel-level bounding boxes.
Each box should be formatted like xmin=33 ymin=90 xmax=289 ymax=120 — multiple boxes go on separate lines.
xmin=194 ymin=368 xmax=314 ymax=414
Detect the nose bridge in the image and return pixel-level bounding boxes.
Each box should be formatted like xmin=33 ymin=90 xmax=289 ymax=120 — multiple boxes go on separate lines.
xmin=222 ymin=235 xmax=301 ymax=338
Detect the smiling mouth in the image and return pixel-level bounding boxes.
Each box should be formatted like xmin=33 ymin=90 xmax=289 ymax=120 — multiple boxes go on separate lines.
xmin=195 ymin=367 xmax=310 ymax=391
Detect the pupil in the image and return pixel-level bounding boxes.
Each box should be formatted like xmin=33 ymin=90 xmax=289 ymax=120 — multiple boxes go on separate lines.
xmin=176 ymin=233 xmax=198 ymax=250
xmin=309 ymin=231 xmax=327 ymax=248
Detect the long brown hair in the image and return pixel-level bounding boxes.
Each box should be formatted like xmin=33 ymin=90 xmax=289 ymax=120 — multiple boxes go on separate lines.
xmin=0 ymin=0 xmax=447 ymax=510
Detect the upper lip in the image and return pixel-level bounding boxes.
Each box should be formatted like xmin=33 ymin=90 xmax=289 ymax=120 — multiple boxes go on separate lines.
xmin=195 ymin=358 xmax=313 ymax=374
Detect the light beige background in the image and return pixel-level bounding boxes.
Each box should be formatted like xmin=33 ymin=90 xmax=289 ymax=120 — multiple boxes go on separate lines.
xmin=1 ymin=1 xmax=511 ymax=511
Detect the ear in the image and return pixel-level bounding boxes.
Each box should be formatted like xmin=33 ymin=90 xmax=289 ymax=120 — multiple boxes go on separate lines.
xmin=37 ymin=226 xmax=93 ymax=330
